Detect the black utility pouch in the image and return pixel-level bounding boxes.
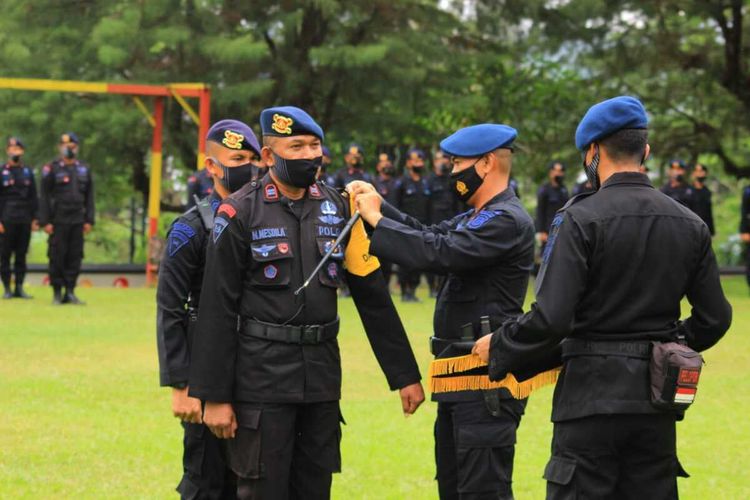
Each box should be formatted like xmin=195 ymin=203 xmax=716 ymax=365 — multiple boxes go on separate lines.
xmin=650 ymin=340 xmax=703 ymax=411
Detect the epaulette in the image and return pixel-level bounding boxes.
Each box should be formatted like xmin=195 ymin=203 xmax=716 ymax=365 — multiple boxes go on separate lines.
xmin=559 ymin=190 xmax=596 ymax=211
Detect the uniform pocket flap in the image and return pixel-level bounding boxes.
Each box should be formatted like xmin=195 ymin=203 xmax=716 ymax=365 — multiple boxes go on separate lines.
xmin=543 ymin=456 xmax=576 ymax=485
xmin=236 ymin=408 xmax=261 ymax=429
xmin=457 ymin=423 xmax=516 ymax=448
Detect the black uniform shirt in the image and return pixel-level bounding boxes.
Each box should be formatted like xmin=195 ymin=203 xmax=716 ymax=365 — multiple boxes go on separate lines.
xmin=189 ymin=174 xmax=420 ymax=404
xmin=490 ymin=172 xmax=732 ymax=421
xmin=396 ymin=175 xmax=431 ymax=223
xmin=374 ymin=175 xmax=399 ymax=207
xmin=660 ymin=181 xmax=693 ymax=207
xmin=38 ymin=159 xmax=95 ymax=226
xmin=740 ymin=186 xmax=750 ymax=233
xmin=427 ymin=172 xmax=460 ymax=224
xmin=369 ymin=188 xmax=535 ymax=401
xmin=535 ymin=182 xmax=568 ymax=233
xmin=333 ymin=167 xmax=373 ymax=190
xmin=156 ymin=193 xmax=220 ymax=387
xmin=690 ymin=184 xmax=714 ymax=235
xmin=0 ymin=163 xmax=38 ymax=224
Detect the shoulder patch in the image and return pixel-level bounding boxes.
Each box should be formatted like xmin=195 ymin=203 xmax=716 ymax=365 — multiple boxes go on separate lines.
xmin=542 ymin=214 xmax=565 ymax=264
xmin=213 ymin=217 xmax=230 ymax=243
xmin=467 ymin=209 xmax=502 ymax=230
xmin=168 ymin=222 xmax=197 ymax=257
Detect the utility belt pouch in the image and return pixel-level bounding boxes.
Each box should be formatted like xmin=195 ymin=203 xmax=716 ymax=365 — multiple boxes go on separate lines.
xmin=650 ymin=339 xmax=703 ymax=411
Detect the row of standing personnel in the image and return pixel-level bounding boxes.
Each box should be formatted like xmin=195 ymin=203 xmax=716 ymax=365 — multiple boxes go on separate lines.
xmin=157 ymin=97 xmax=731 ymax=500
xmin=0 ymin=133 xmax=93 ymax=304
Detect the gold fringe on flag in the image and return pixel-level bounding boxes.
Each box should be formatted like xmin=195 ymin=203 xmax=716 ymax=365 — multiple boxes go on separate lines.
xmin=428 ymin=354 xmax=561 ymax=399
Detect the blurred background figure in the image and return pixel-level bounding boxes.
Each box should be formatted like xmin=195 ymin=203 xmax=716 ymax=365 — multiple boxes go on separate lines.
xmin=536 ymin=160 xmax=569 ymax=258
xmin=690 ymin=163 xmax=714 ymax=236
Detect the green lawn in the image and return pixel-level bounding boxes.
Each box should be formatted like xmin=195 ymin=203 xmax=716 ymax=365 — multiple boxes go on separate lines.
xmin=1 ymin=278 xmax=749 ymax=499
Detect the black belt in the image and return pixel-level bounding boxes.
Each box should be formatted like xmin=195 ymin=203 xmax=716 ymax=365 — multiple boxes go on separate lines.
xmin=429 ymin=337 xmax=475 ymax=356
xmin=561 ymin=338 xmax=651 ymax=360
xmin=242 ymin=317 xmax=340 ymax=345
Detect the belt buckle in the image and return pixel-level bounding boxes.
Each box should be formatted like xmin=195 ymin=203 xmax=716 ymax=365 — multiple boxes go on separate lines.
xmin=301 ymin=325 xmax=321 ymax=344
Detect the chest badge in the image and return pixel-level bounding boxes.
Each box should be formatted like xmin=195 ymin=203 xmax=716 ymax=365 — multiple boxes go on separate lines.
xmin=319 ymin=200 xmax=344 ymax=225
xmin=264 ymin=264 xmax=279 ymax=279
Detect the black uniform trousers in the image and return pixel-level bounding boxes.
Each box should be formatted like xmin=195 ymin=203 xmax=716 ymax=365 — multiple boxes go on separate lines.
xmin=398 ymin=267 xmax=422 ymax=296
xmin=544 ymin=414 xmax=685 ymax=499
xmin=745 ymin=246 xmax=750 ymax=289
xmin=48 ymin=223 xmax=84 ymax=289
xmin=178 ymin=422 xmax=237 ymax=500
xmin=224 ymin=401 xmax=342 ymax=500
xmin=0 ymin=222 xmax=31 ymax=286
xmin=435 ymin=399 xmax=522 ymax=500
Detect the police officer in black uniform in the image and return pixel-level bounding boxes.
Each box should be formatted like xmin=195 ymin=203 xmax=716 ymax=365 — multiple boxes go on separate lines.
xmin=660 ymin=159 xmax=693 ymax=207
xmin=333 ymin=143 xmax=373 ymax=190
xmin=535 ymin=161 xmax=568 ymax=256
xmin=572 ymin=171 xmax=595 ymax=196
xmin=318 ymin=145 xmax=336 ymax=186
xmin=0 ymin=137 xmax=38 ymax=299
xmin=373 ymin=152 xmax=399 ymax=286
xmin=475 ymin=96 xmax=732 ymax=499
xmin=39 ymin=132 xmax=94 ymax=305
xmin=740 ymin=184 xmax=750 ymax=288
xmin=187 ymin=168 xmax=214 ymax=209
xmin=395 ymin=148 xmax=431 ymax=302
xmin=426 ymin=149 xmax=461 ymax=298
xmin=157 ymin=119 xmax=262 ymax=500
xmin=350 ymin=124 xmax=534 ymax=500
xmin=189 ymin=106 xmax=424 ymax=500
xmin=690 ymin=163 xmax=714 ymax=236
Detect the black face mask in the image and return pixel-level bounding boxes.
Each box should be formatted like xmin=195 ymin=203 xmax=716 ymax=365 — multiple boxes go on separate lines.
xmin=10 ymin=154 xmax=21 ymax=163
xmin=64 ymin=146 xmax=76 ymax=159
xmin=382 ymin=165 xmax=395 ymax=176
xmin=273 ymin=152 xmax=322 ymax=188
xmin=582 ymin=145 xmax=601 ymax=191
xmin=695 ymin=176 xmax=707 ymax=183
xmin=450 ymin=159 xmax=485 ymax=203
xmin=554 ymin=175 xmax=565 ymax=185
xmin=212 ymin=158 xmax=257 ymax=193
xmin=439 ymin=163 xmax=451 ymax=175
xmin=411 ymin=165 xmax=424 ymax=175
xmin=351 ymin=159 xmax=363 ymax=169
xmin=675 ymin=173 xmax=684 ymax=183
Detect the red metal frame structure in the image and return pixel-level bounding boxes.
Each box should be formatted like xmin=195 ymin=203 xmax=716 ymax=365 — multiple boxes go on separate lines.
xmin=0 ymin=77 xmax=211 ymax=286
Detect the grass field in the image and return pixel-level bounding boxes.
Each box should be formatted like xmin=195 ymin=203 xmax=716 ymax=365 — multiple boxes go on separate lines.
xmin=1 ymin=278 xmax=749 ymax=499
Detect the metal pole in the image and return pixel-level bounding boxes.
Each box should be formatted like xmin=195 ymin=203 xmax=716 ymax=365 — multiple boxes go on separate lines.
xmin=146 ymin=96 xmax=165 ymax=286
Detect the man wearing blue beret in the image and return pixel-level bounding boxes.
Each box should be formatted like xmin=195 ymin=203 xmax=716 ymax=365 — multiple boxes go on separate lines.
xmin=474 ymin=96 xmax=732 ymax=498
xmin=393 ymin=148 xmax=432 ymax=302
xmin=536 ymin=161 xmax=569 ymax=262
xmin=333 ymin=142 xmax=373 ymax=190
xmin=39 ymin=132 xmax=95 ymax=305
xmin=157 ymin=119 xmax=262 ymax=499
xmin=660 ymin=159 xmax=694 ymax=208
xmin=0 ymin=136 xmax=38 ymax=299
xmin=350 ymin=123 xmax=535 ymax=499
xmin=189 ymin=106 xmax=424 ymax=499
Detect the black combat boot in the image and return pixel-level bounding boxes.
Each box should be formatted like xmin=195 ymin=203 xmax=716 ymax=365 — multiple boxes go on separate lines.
xmin=14 ymin=274 xmax=32 ymax=299
xmin=1 ymin=275 xmax=11 ymax=299
xmin=52 ymin=286 xmax=64 ymax=305
xmin=64 ymin=287 xmax=85 ymax=305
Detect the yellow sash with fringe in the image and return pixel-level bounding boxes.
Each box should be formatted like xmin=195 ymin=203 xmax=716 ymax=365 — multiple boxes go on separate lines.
xmin=428 ymin=354 xmax=561 ymax=399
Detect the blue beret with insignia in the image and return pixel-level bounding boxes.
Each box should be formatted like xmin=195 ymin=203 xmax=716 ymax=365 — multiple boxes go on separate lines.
xmin=61 ymin=132 xmax=79 ymax=144
xmin=207 ymin=119 xmax=261 ymax=156
xmin=7 ymin=136 xmax=24 ymax=148
xmin=260 ymin=106 xmax=324 ymax=141
xmin=407 ymin=148 xmax=426 ymax=160
xmin=322 ymin=145 xmax=331 ymax=158
xmin=347 ymin=143 xmax=364 ymax=156
xmin=575 ymin=96 xmax=648 ymax=151
xmin=440 ymin=124 xmax=517 ymax=158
